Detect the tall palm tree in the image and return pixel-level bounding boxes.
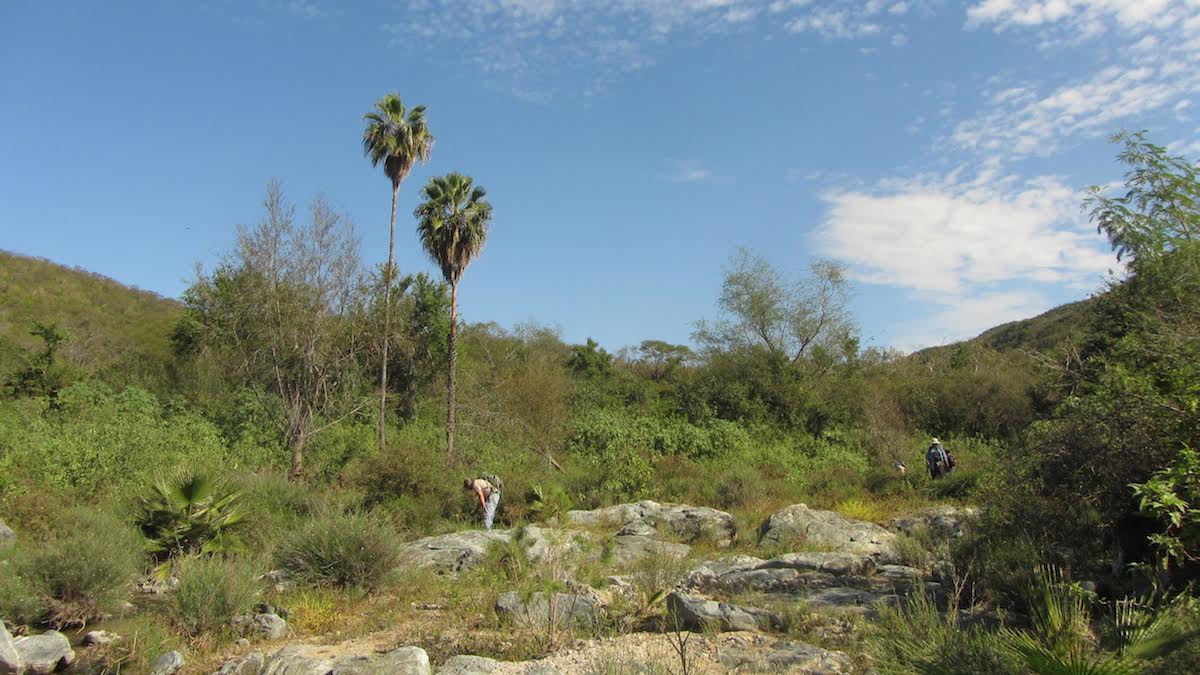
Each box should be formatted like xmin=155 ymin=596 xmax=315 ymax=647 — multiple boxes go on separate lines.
xmin=362 ymin=93 xmax=433 ymax=451
xmin=414 ymin=173 xmax=493 ymax=461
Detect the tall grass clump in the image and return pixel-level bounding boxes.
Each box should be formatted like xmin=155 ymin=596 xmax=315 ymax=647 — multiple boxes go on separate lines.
xmin=867 ymin=591 xmax=1014 ymax=674
xmin=275 ymin=509 xmax=399 ymax=589
xmin=169 ymin=554 xmax=259 ymax=637
xmin=3 ymin=509 xmax=144 ymax=628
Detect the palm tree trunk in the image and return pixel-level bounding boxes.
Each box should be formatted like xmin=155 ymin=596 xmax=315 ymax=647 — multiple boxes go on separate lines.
xmin=378 ymin=182 xmax=399 ymax=452
xmin=447 ymin=279 xmax=458 ymax=462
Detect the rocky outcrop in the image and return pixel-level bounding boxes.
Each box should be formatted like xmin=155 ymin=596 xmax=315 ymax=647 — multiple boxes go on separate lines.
xmin=886 ymin=505 xmax=979 ymax=540
xmin=717 ymin=636 xmax=853 ymax=673
xmin=150 ymin=651 xmax=184 ymax=675
xmin=1 ymin=621 xmax=19 ymax=675
xmin=495 ymin=591 xmax=605 ymax=630
xmin=231 ymin=613 xmax=288 ymax=641
xmin=758 ymin=504 xmax=896 ymax=559
xmin=609 ymin=535 xmax=691 ymax=566
xmin=567 ymin=501 xmax=736 ymax=546
xmin=438 ymin=655 xmax=501 ymax=674
xmin=683 ymin=552 xmax=876 ymax=595
xmin=213 ymin=645 xmax=430 ymax=675
xmin=666 ymin=592 xmax=783 ymax=633
xmin=398 ymin=527 xmax=594 ymax=574
xmin=13 ymin=631 xmax=73 ymax=675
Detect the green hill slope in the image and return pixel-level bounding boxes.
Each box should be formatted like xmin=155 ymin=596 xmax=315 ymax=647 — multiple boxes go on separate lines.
xmin=0 ymin=251 xmax=181 ymax=390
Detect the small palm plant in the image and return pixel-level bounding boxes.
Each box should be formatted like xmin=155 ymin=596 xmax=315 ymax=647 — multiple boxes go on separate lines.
xmin=137 ymin=472 xmax=247 ymax=577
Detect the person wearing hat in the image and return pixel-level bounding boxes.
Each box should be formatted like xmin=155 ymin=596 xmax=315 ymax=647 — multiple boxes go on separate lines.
xmin=925 ymin=437 xmax=951 ymax=480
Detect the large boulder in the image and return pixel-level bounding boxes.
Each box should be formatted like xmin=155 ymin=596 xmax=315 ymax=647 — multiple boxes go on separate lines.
xmin=212 ymin=645 xmax=430 ymax=675
xmin=718 ymin=638 xmax=853 ymax=673
xmin=665 ymin=592 xmax=783 ymax=633
xmin=886 ymin=505 xmax=979 ymax=540
xmin=758 ymin=504 xmax=896 ymax=560
xmin=231 ymin=613 xmax=288 ymax=641
xmin=13 ymin=632 xmax=73 ymax=675
xmin=1 ymin=621 xmax=19 ymax=675
xmin=567 ymin=501 xmax=736 ymax=546
xmin=398 ymin=530 xmax=513 ymax=573
xmin=495 ymin=591 xmax=604 ymax=630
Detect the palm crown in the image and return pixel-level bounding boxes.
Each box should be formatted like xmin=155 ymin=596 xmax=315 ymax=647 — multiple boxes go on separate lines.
xmin=415 ymin=173 xmax=492 ymax=285
xmin=362 ymin=93 xmax=433 ymax=187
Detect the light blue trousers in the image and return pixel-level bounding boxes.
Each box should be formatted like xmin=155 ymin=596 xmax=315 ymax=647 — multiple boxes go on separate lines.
xmin=484 ymin=491 xmax=500 ymax=530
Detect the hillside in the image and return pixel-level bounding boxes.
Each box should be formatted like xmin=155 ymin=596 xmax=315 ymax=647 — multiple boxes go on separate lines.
xmin=0 ymin=250 xmax=182 ymax=390
xmin=971 ymin=297 xmax=1095 ymax=353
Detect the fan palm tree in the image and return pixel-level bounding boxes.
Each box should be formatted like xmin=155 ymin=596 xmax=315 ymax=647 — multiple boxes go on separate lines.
xmin=362 ymin=92 xmax=433 ymax=451
xmin=415 ymin=172 xmax=493 ymax=460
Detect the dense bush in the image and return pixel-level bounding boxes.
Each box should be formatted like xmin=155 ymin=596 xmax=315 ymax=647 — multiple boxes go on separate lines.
xmin=170 ymin=554 xmax=260 ymax=637
xmin=1 ymin=509 xmax=144 ymax=628
xmin=276 ymin=509 xmax=400 ymax=589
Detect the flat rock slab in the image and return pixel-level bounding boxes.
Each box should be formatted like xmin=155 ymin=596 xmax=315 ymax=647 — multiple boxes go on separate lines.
xmin=684 ymin=552 xmax=876 ymax=595
xmin=495 ymin=592 xmax=604 ymax=630
xmin=213 ymin=645 xmax=430 ymax=675
xmin=666 ymin=592 xmax=783 ymax=633
xmin=801 ymin=587 xmax=897 ymax=618
xmin=438 ymin=655 xmax=501 ymax=674
xmin=886 ymin=505 xmax=979 ymax=540
xmin=718 ymin=637 xmax=853 ymax=674
xmin=610 ymin=534 xmax=691 ymax=566
xmin=13 ymin=631 xmax=73 ymax=675
xmin=758 ymin=504 xmax=896 ymax=560
xmin=567 ymin=501 xmax=736 ymax=546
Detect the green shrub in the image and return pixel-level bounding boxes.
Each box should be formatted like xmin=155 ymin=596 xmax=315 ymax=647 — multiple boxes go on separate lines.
xmin=868 ymin=591 xmax=1015 ymax=674
xmin=275 ymin=509 xmax=399 ymax=589
xmin=228 ymin=470 xmax=319 ymax=550
xmin=527 ymin=483 xmax=573 ymax=523
xmin=343 ymin=440 xmax=466 ymax=531
xmin=136 ymin=472 xmax=248 ymax=568
xmin=3 ymin=509 xmax=144 ymax=628
xmin=170 ymin=554 xmax=259 ymax=637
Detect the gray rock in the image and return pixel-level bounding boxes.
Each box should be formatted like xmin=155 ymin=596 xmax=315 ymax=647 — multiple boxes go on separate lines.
xmin=151 ymin=650 xmax=184 ymax=675
xmin=886 ymin=505 xmax=979 ymax=540
xmin=213 ymin=651 xmax=264 ymax=675
xmin=334 ymin=646 xmax=431 ymax=674
xmin=684 ymin=552 xmax=874 ymax=595
xmin=665 ymin=592 xmax=783 ymax=633
xmin=610 ymin=535 xmax=690 ymax=565
xmin=872 ymin=564 xmax=925 ymax=593
xmin=82 ymin=630 xmax=120 ymax=647
xmin=517 ymin=526 xmax=594 ymax=566
xmin=1 ymin=621 xmax=19 ymax=675
xmin=763 ymin=552 xmax=877 ymax=577
xmin=758 ymin=504 xmax=897 ymax=560
xmin=802 ymin=587 xmax=896 ymax=617
xmin=438 ymin=654 xmax=501 ymax=674
xmin=13 ymin=631 xmax=73 ymax=675
xmin=0 ymin=520 xmax=13 ymax=545
xmin=567 ymin=501 xmax=736 ymax=546
xmin=519 ymin=667 xmax=565 ymax=675
xmin=496 ymin=591 xmax=604 ymax=630
xmin=719 ymin=639 xmax=852 ymax=673
xmin=398 ymin=530 xmax=514 ymax=573
xmin=231 ymin=613 xmax=288 ymax=641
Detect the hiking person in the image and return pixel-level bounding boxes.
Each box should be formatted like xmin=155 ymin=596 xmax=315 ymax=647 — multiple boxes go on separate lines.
xmin=464 ymin=474 xmax=501 ymax=530
xmin=925 ymin=437 xmax=951 ymax=480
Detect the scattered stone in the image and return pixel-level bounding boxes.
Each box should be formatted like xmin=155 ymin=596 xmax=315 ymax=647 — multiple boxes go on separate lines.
xmin=150 ymin=650 xmax=184 ymax=675
xmin=136 ymin=576 xmax=179 ymax=595
xmin=0 ymin=520 xmax=13 ymax=545
xmin=496 ymin=591 xmax=605 ymax=630
xmin=231 ymin=613 xmax=288 ymax=641
xmin=886 ymin=505 xmax=979 ymax=540
xmin=82 ymin=630 xmax=120 ymax=647
xmin=1 ymin=621 xmax=19 ymax=675
xmin=758 ymin=504 xmax=897 ymax=560
xmin=567 ymin=501 xmax=737 ymax=546
xmin=13 ymin=631 xmax=73 ymax=675
xmin=718 ymin=638 xmax=853 ymax=673
xmin=665 ymin=592 xmax=783 ymax=633
xmin=439 ymin=654 xmax=501 ymax=674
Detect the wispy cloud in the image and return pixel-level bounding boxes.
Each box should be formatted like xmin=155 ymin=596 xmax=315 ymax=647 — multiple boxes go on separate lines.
xmin=668 ymin=160 xmax=717 ymax=183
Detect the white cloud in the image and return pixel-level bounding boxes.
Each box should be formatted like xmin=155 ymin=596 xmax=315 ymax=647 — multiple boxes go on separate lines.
xmin=816 ymin=170 xmax=1114 ymax=294
xmin=668 ymin=160 xmax=717 ymax=182
xmin=889 ymin=290 xmax=1054 ymax=350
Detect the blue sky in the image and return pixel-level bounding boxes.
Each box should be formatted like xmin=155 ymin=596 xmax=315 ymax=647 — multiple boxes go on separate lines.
xmin=3 ymin=0 xmax=1198 ymax=351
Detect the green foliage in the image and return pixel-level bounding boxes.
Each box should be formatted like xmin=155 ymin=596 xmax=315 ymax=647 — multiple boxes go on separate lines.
xmin=2 ymin=509 xmax=144 ymax=628
xmin=527 ymin=483 xmax=573 ymax=523
xmin=4 ymin=321 xmax=72 ymax=400
xmin=1131 ymin=446 xmax=1200 ymax=569
xmin=568 ymin=338 xmax=613 ymax=380
xmin=169 ymin=554 xmax=260 ymax=637
xmin=344 ymin=438 xmax=467 ymax=530
xmin=137 ymin=472 xmax=248 ymax=567
xmin=868 ymin=591 xmax=1014 ymax=675
xmin=275 ymin=509 xmax=400 ymax=589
